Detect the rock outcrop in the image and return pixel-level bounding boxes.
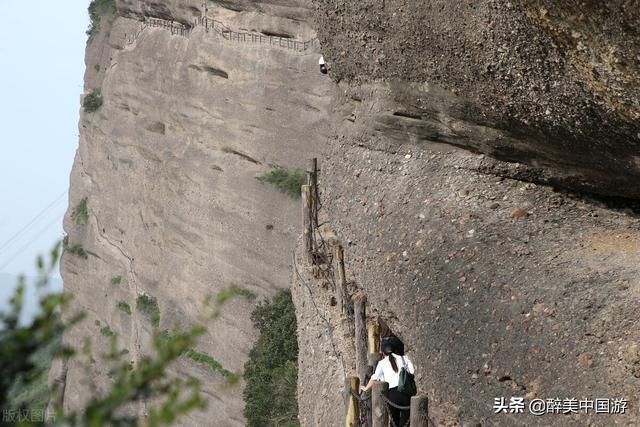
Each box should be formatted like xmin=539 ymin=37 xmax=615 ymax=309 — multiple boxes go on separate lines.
xmin=291 ymin=1 xmax=640 ymax=425
xmin=312 ymin=0 xmax=640 ymax=199
xmin=55 ymin=0 xmax=333 ymax=424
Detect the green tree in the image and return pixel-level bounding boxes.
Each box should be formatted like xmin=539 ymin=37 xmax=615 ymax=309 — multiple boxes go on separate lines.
xmin=243 ymin=290 xmax=299 ymax=426
xmin=87 ymin=0 xmax=117 ymax=38
xmin=0 ymin=243 xmax=217 ymax=426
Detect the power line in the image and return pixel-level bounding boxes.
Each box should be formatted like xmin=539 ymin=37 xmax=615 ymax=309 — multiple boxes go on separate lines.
xmin=0 ymin=210 xmax=66 ymax=271
xmin=0 ymin=190 xmax=67 ymax=255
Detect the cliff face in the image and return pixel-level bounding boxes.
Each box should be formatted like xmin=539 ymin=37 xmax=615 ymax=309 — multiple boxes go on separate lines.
xmin=56 ymin=0 xmax=333 ymax=424
xmin=312 ymin=0 xmax=640 ymax=199
xmin=58 ymin=0 xmax=640 ymax=425
xmin=291 ymin=1 xmax=640 ymax=426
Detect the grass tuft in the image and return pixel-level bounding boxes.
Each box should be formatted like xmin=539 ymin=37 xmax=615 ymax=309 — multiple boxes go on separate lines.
xmin=216 ymin=285 xmax=257 ymax=306
xmin=136 ymin=294 xmax=160 ymax=327
xmin=100 ymin=325 xmax=114 ymax=337
xmin=256 ymin=167 xmax=306 ymax=198
xmin=71 ymin=198 xmax=89 ymax=225
xmin=117 ymin=301 xmax=132 ymax=315
xmin=63 ymin=235 xmax=88 ymax=259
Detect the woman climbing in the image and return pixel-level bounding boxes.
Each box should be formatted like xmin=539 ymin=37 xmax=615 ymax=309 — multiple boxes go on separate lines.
xmin=361 ymin=344 xmax=415 ymax=426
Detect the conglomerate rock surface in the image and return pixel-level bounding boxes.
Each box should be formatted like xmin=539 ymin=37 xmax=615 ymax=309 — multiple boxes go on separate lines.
xmin=292 ymin=85 xmax=640 ymax=425
xmin=311 ymin=0 xmax=640 ymax=199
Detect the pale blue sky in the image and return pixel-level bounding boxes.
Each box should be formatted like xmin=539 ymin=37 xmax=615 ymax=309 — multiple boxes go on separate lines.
xmin=0 ymin=1 xmax=89 ymax=280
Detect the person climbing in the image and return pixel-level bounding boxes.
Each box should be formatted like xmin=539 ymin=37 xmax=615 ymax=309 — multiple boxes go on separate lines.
xmin=360 ymin=344 xmax=415 ymax=426
xmin=319 ymin=55 xmax=327 ymax=74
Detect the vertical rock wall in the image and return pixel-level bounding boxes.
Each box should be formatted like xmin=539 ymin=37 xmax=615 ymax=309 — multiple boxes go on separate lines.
xmin=56 ymin=0 xmax=335 ymax=424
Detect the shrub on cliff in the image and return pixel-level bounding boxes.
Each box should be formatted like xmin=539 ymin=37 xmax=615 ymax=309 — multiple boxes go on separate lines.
xmin=0 ymin=243 xmax=209 ymax=426
xmin=243 ymin=290 xmax=299 ymax=426
xmin=136 ymin=293 xmax=160 ymax=327
xmin=257 ymin=167 xmax=306 ymax=199
xmin=87 ymin=0 xmax=117 ymax=38
xmin=83 ymin=89 xmax=103 ymax=113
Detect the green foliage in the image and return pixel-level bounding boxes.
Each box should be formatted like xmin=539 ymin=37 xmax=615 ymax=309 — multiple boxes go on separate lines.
xmin=185 ymin=350 xmax=235 ymax=379
xmin=111 ymin=275 xmax=122 ymax=285
xmin=216 ymin=285 xmax=256 ymax=305
xmin=243 ymin=290 xmax=299 ymax=427
xmin=0 ymin=243 xmax=82 ymax=419
xmin=0 ymin=242 xmax=213 ymax=426
xmin=100 ymin=325 xmax=114 ymax=337
xmin=62 ymin=235 xmax=88 ymax=259
xmin=117 ymin=301 xmax=132 ymax=315
xmin=160 ymin=330 xmax=240 ymax=388
xmin=257 ymin=167 xmax=306 ymax=199
xmin=83 ymin=89 xmax=103 ymax=113
xmin=265 ymin=224 xmax=274 ymax=231
xmin=206 ymin=285 xmax=257 ymax=320
xmin=94 ymin=64 xmax=101 ymax=72
xmin=71 ymin=197 xmax=89 ymax=225
xmin=7 ymin=316 xmax=63 ymax=414
xmin=137 ymin=293 xmax=160 ymax=327
xmin=87 ymin=0 xmax=117 ymax=38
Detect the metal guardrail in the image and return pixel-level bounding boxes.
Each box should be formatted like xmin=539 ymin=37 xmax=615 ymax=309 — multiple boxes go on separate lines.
xmin=124 ymin=15 xmax=319 ymax=52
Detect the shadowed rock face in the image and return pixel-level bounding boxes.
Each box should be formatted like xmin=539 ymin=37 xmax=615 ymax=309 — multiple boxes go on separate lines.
xmin=311 ymin=0 xmax=640 ymax=199
xmin=55 ymin=0 xmax=333 ymax=424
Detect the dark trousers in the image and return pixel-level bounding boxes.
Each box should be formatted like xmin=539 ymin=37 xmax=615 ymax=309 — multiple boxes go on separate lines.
xmin=388 ymin=387 xmax=411 ymax=426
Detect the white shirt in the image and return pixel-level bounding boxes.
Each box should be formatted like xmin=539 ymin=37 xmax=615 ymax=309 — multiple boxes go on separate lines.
xmin=371 ymin=354 xmax=415 ymax=389
xmin=319 ymin=55 xmax=325 ymax=65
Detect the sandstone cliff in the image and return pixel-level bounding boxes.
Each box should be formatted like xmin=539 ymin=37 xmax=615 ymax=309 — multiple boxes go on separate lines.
xmin=55 ymin=0 xmax=333 ymax=424
xmin=57 ymin=0 xmax=640 ymax=425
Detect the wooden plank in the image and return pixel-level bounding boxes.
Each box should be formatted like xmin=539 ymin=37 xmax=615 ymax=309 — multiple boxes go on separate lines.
xmin=410 ymin=396 xmax=429 ymax=427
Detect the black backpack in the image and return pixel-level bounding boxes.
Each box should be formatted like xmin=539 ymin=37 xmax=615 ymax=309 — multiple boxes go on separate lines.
xmin=398 ymin=356 xmax=417 ymax=396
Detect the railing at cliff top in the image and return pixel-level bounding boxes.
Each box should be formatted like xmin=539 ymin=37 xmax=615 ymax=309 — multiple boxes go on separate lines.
xmin=125 ymin=15 xmax=319 ymax=52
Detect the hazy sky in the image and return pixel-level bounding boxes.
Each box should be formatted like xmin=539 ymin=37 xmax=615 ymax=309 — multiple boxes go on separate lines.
xmin=0 ymin=1 xmax=89 ymax=279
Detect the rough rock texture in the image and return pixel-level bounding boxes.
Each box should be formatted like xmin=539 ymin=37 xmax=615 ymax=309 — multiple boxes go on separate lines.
xmin=311 ymin=0 xmax=640 ymax=199
xmin=293 ymin=84 xmax=640 ymax=425
xmin=54 ymin=0 xmax=334 ymax=424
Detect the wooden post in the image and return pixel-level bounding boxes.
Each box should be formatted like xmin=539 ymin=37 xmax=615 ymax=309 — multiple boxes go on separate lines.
xmin=344 ymin=376 xmax=360 ymax=427
xmin=306 ymin=158 xmax=319 ymax=228
xmin=368 ymin=323 xmax=380 ymax=354
xmin=335 ymin=245 xmax=347 ymax=310
xmin=302 ymin=185 xmax=313 ymax=264
xmin=371 ymin=381 xmax=389 ymax=427
xmin=367 ymin=352 xmax=382 ymax=372
xmin=354 ymin=294 xmax=368 ymax=384
xmin=410 ymin=396 xmax=429 ymax=427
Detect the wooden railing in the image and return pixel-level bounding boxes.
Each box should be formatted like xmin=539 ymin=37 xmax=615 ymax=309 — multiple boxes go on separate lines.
xmin=301 ymin=158 xmax=433 ymax=427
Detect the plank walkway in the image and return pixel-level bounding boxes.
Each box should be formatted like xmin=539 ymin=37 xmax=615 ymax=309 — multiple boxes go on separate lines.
xmin=125 ymin=15 xmax=319 ymax=53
